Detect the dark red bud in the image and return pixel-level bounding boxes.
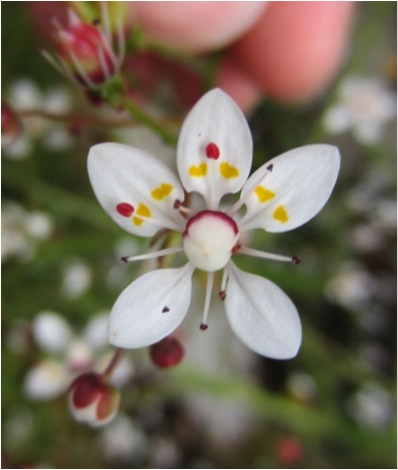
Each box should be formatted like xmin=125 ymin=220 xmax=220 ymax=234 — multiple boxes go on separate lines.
xmin=149 ymin=337 xmax=184 ymax=368
xmin=2 ymin=102 xmax=23 ymax=145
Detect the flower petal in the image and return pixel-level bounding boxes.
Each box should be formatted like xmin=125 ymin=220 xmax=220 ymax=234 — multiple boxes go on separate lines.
xmin=177 ymin=88 xmax=252 ymax=209
xmin=108 ymin=264 xmax=194 ymax=348
xmin=239 ymin=144 xmax=340 ymax=232
xmin=224 ymin=263 xmax=302 ymax=359
xmin=88 ymin=143 xmax=186 ymax=237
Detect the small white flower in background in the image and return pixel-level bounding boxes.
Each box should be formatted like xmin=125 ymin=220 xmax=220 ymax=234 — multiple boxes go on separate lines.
xmin=61 ymin=258 xmax=93 ymax=299
xmin=88 ymin=89 xmax=340 ymax=359
xmin=24 ymin=311 xmax=134 ymax=400
xmin=346 ymin=382 xmax=394 ymax=430
xmin=2 ymin=202 xmax=53 ymax=262
xmin=2 ymin=78 xmax=73 ymax=159
xmin=325 ymin=262 xmax=373 ymax=311
xmin=323 ymin=75 xmax=396 ymax=145
xmin=99 ymin=415 xmax=149 ymax=462
xmin=24 ymin=359 xmax=69 ymax=400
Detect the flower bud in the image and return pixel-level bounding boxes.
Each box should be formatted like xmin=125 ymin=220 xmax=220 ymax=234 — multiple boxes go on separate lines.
xmin=275 ymin=436 xmax=303 ymax=466
xmin=68 ymin=372 xmax=120 ymax=427
xmin=1 ymin=102 xmax=22 ymax=146
xmin=55 ymin=10 xmax=116 ymax=86
xmin=43 ymin=6 xmax=125 ymax=90
xmin=149 ymin=337 xmax=184 ymax=368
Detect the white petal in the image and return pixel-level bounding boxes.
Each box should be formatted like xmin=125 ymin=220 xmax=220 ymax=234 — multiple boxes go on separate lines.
xmin=84 ymin=313 xmax=109 ymax=350
xmin=108 ymin=264 xmax=193 ymax=348
xmin=239 ymin=145 xmax=340 ymax=232
xmin=224 ymin=263 xmax=302 ymax=359
xmin=177 ymin=88 xmax=252 ymax=209
xmin=24 ymin=360 xmax=69 ymax=400
xmin=88 ymin=143 xmax=186 ymax=237
xmin=32 ymin=311 xmax=73 ymax=353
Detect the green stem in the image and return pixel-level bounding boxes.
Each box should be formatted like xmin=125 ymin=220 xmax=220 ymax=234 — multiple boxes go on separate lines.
xmin=122 ymin=97 xmax=178 ymax=146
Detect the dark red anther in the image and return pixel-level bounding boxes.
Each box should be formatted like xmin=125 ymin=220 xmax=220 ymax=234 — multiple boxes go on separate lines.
xmin=200 ymin=323 xmax=208 ymax=331
xmin=116 ymin=203 xmax=134 ymax=217
xmin=232 ymin=243 xmax=241 ymax=254
xmin=292 ymin=256 xmax=301 ymax=265
xmin=205 ymin=142 xmax=220 ymax=159
xmin=219 ymin=291 xmax=226 ymax=301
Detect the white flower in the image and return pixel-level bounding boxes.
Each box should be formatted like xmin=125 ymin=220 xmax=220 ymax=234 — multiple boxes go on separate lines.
xmin=323 ymin=76 xmax=396 ymax=145
xmin=24 ymin=312 xmax=134 ymax=400
xmin=88 ymin=89 xmax=340 ymax=359
xmin=1 ymin=202 xmax=54 ymax=261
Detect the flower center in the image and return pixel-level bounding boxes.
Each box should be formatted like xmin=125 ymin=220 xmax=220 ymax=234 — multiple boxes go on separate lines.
xmin=183 ymin=210 xmax=239 ymax=272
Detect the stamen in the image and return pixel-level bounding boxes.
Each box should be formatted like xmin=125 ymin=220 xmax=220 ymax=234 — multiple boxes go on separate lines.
xmin=97 ymin=45 xmax=111 ymax=81
xmin=121 ymin=245 xmax=183 ymax=263
xmin=219 ymin=268 xmax=228 ymax=301
xmin=54 ymin=54 xmax=82 ymax=85
xmin=116 ymin=16 xmax=126 ymax=65
xmin=50 ymin=17 xmax=64 ymax=32
xmin=226 ymin=163 xmax=273 ymax=217
xmin=99 ymin=30 xmax=119 ymax=70
xmin=67 ymin=49 xmax=97 ymax=88
xmin=100 ymin=1 xmax=112 ymax=42
xmin=236 ymin=246 xmax=300 ymax=264
xmin=174 ymin=200 xmax=193 ymax=216
xmin=200 ymin=272 xmax=214 ymax=331
xmin=40 ymin=48 xmax=79 ymax=86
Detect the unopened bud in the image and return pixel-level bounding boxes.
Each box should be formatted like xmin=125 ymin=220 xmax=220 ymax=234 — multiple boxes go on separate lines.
xmin=68 ymin=372 xmax=120 ymax=427
xmin=275 ymin=436 xmax=303 ymax=466
xmin=2 ymin=102 xmax=22 ymax=146
xmin=43 ymin=6 xmax=125 ymax=90
xmin=55 ymin=11 xmax=115 ymax=86
xmin=149 ymin=337 xmax=184 ymax=369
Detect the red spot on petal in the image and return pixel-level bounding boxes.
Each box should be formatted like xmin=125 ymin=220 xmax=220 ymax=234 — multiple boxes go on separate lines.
xmin=206 ymin=142 xmax=220 ymax=159
xmin=116 ymin=203 xmax=134 ymax=217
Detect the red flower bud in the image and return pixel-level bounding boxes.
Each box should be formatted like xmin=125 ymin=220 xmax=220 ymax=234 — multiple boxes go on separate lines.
xmin=56 ymin=11 xmax=115 ymax=85
xmin=43 ymin=7 xmax=124 ymax=90
xmin=149 ymin=336 xmax=184 ymax=368
xmin=275 ymin=436 xmax=303 ymax=466
xmin=68 ymin=372 xmax=120 ymax=427
xmin=1 ymin=102 xmax=22 ymax=146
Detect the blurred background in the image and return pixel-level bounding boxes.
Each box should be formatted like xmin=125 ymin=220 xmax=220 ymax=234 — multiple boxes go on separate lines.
xmin=2 ymin=2 xmax=396 ymax=468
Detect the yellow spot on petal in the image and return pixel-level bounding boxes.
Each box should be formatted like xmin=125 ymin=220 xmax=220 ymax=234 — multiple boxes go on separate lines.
xmin=150 ymin=183 xmax=174 ymax=201
xmin=133 ymin=203 xmax=151 ymax=226
xmin=220 ymin=162 xmax=239 ymax=179
xmin=254 ymin=186 xmax=275 ymax=203
xmin=189 ymin=163 xmax=207 ymax=177
xmin=151 ymin=188 xmax=164 ymax=201
xmin=273 ymin=205 xmax=289 ymax=223
xmin=161 ymin=183 xmax=173 ymax=195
